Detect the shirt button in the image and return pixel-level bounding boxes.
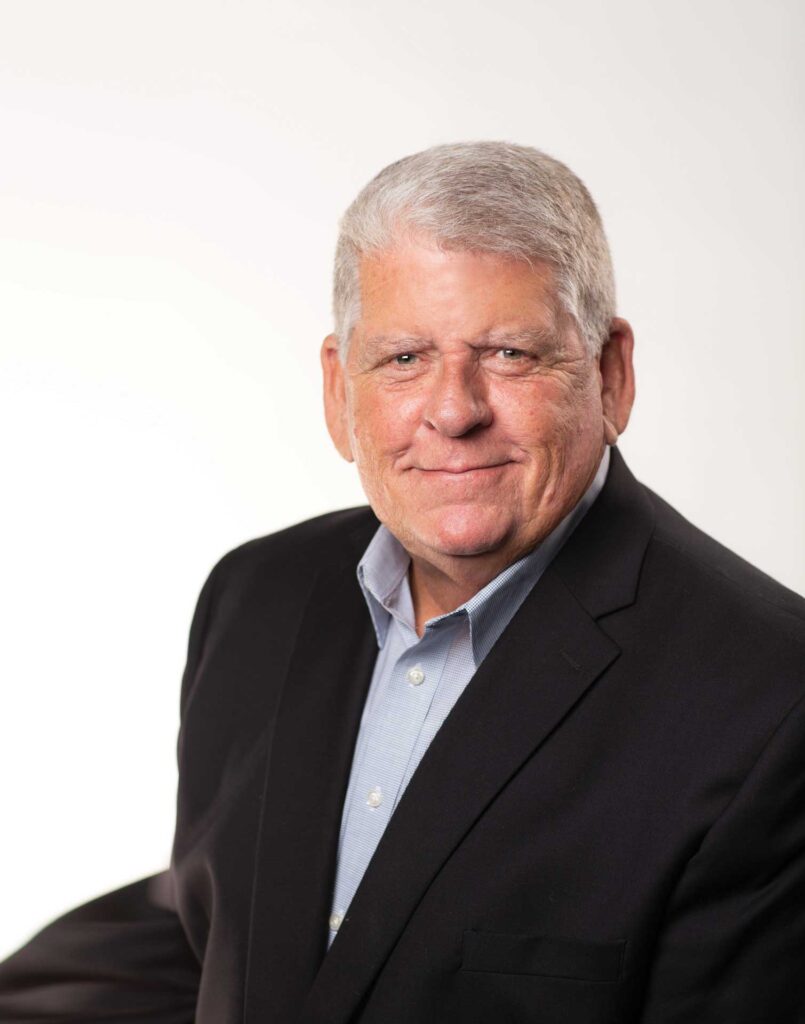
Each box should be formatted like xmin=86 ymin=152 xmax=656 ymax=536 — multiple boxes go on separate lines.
xmin=407 ymin=666 xmax=425 ymax=686
xmin=366 ymin=786 xmax=383 ymax=808
xmin=329 ymin=912 xmax=343 ymax=932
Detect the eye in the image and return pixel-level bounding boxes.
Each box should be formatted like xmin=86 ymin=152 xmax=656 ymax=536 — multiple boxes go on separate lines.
xmin=394 ymin=353 xmax=418 ymax=365
xmin=488 ymin=346 xmax=539 ymax=374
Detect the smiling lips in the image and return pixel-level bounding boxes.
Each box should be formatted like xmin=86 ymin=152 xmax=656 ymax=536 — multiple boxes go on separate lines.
xmin=413 ymin=462 xmax=511 ymax=474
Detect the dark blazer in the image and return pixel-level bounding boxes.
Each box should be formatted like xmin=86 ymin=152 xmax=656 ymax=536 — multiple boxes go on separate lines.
xmin=2 ymin=448 xmax=804 ymax=1023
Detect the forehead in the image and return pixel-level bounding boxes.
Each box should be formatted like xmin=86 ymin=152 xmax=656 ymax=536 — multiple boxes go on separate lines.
xmin=355 ymin=239 xmax=562 ymax=343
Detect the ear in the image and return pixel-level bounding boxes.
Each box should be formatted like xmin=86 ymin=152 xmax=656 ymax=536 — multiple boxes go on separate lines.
xmin=598 ymin=318 xmax=636 ymax=445
xmin=321 ymin=333 xmax=354 ymax=462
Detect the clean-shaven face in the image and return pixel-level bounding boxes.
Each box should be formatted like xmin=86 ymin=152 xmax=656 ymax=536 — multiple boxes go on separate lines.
xmin=323 ymin=237 xmax=619 ymax=576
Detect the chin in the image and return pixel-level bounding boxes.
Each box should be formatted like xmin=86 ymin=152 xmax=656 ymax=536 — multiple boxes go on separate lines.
xmin=418 ymin=507 xmax=513 ymax=559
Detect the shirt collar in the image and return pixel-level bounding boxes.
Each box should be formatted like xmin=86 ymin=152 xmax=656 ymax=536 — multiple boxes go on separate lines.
xmin=357 ymin=445 xmax=611 ymax=663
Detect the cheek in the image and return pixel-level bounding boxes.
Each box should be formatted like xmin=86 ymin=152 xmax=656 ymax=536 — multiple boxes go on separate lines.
xmin=493 ymin=379 xmax=602 ymax=453
xmin=349 ymin=387 xmax=420 ymax=458
xmin=492 ymin=382 xmax=574 ymax=439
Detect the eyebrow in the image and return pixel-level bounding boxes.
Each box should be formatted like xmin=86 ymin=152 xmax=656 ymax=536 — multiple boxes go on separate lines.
xmin=361 ymin=325 xmax=560 ymax=357
xmin=361 ymin=334 xmax=429 ymax=356
xmin=480 ymin=326 xmax=560 ymax=349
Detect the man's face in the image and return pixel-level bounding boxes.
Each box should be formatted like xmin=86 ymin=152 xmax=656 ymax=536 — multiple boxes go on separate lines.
xmin=322 ymin=237 xmax=633 ymax=577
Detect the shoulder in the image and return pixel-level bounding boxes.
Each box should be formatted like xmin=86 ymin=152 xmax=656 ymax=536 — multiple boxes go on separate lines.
xmin=179 ymin=506 xmax=378 ymax=691
xmin=575 ymin=449 xmax=805 ymax=700
xmin=631 ymin=486 xmax=805 ymax=698
xmin=585 ymin=465 xmax=805 ymax=776
xmin=644 ymin=485 xmax=805 ymax=629
xmin=202 ymin=506 xmax=378 ymax=608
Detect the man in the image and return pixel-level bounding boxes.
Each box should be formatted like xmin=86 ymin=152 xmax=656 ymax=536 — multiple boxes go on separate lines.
xmin=1 ymin=141 xmax=803 ymax=1023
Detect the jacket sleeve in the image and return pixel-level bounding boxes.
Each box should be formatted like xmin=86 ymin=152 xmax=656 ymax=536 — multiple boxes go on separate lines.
xmin=638 ymin=689 xmax=805 ymax=1022
xmin=0 ymin=874 xmax=199 ymax=1023
xmin=0 ymin=563 xmax=221 ymax=1023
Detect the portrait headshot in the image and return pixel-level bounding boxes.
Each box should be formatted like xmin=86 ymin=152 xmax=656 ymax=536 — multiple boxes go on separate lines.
xmin=0 ymin=2 xmax=803 ymax=1023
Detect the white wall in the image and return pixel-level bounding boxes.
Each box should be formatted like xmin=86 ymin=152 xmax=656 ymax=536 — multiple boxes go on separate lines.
xmin=1 ymin=0 xmax=802 ymax=959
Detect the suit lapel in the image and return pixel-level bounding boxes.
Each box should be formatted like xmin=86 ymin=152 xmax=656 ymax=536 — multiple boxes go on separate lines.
xmin=298 ymin=447 xmax=655 ymax=1024
xmin=243 ymin=528 xmax=378 ymax=1024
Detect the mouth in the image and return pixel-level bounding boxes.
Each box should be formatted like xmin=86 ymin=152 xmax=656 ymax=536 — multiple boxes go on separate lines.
xmin=413 ymin=462 xmax=511 ymax=477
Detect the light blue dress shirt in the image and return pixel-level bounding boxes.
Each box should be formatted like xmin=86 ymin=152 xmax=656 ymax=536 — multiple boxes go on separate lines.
xmin=327 ymin=447 xmax=611 ymax=944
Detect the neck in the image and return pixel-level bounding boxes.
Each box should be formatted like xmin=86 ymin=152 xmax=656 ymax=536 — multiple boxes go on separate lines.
xmin=407 ymin=549 xmax=519 ymax=636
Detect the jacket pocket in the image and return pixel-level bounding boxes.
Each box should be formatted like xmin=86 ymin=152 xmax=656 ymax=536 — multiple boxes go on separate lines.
xmin=461 ymin=930 xmax=626 ymax=982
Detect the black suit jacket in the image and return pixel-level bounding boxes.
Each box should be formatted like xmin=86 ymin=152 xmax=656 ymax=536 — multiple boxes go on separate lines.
xmin=2 ymin=448 xmax=804 ymax=1023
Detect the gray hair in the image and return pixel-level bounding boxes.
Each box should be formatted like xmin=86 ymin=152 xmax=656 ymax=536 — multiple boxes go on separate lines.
xmin=333 ymin=141 xmax=616 ymax=358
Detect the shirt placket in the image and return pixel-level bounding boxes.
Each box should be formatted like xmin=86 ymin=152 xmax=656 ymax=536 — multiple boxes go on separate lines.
xmin=327 ymin=618 xmax=456 ymax=939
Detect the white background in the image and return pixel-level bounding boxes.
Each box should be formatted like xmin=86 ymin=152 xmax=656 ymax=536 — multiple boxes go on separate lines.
xmin=1 ymin=0 xmax=803 ymax=959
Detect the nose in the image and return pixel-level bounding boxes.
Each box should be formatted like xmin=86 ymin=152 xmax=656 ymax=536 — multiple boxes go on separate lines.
xmin=422 ymin=357 xmax=492 ymax=437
